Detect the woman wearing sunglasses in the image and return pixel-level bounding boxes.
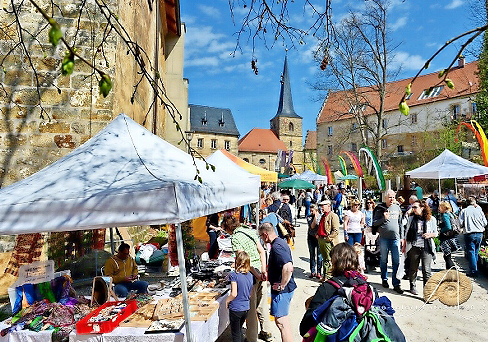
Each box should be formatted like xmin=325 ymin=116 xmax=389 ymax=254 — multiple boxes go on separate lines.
xmin=403 ymin=200 xmax=437 ymax=296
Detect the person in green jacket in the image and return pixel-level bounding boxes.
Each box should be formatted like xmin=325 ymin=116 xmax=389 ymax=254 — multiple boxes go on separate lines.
xmin=104 ymin=243 xmax=148 ymax=297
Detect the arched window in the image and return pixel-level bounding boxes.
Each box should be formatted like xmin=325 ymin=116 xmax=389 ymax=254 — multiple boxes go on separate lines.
xmin=288 ymin=122 xmax=294 ymax=131
xmin=243 ymin=158 xmax=249 ymax=162
xmin=259 ymin=159 xmax=266 ymax=164
xmin=289 ymin=141 xmax=293 ymax=148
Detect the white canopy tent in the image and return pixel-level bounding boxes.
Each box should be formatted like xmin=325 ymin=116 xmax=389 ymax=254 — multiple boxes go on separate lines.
xmin=289 ymin=169 xmax=328 ymax=182
xmin=0 ymin=114 xmax=260 ymax=342
xmin=406 ymin=149 xmax=488 ymax=195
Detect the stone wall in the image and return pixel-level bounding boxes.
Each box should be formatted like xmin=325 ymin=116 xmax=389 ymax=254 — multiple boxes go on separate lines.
xmin=0 ymin=0 xmax=186 ymax=187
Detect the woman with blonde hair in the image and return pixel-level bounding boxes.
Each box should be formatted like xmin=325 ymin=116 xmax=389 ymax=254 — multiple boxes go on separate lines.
xmin=226 ymin=251 xmax=254 ymax=342
xmin=343 ymin=199 xmax=365 ymax=246
xmin=438 ymin=201 xmax=461 ymax=269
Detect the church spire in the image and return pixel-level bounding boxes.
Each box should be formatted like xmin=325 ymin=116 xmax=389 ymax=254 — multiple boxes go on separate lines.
xmin=274 ymin=54 xmax=301 ymax=119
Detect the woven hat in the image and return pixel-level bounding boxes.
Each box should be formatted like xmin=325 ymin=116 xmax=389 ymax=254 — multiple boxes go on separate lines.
xmin=423 ymin=269 xmax=472 ymax=306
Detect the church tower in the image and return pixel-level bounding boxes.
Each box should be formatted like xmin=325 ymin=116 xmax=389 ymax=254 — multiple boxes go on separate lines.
xmin=270 ymin=55 xmax=304 ymax=173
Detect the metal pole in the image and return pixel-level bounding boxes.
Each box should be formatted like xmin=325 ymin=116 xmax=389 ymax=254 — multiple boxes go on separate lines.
xmin=455 ymin=178 xmax=458 ymax=197
xmin=438 ymin=178 xmax=441 ymax=199
xmin=110 ymin=227 xmax=115 ymax=255
xmin=176 ymin=223 xmax=193 ymax=342
xmin=358 ymin=177 xmax=363 ymax=206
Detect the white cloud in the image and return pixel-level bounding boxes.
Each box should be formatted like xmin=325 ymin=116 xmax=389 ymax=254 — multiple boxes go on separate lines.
xmin=185 ymin=26 xmax=225 ymax=48
xmin=390 ymin=51 xmax=426 ymax=71
xmin=208 ymin=40 xmax=236 ymax=53
xmin=390 ymin=16 xmax=408 ymax=31
xmin=181 ymin=15 xmax=196 ymax=25
xmin=198 ymin=5 xmax=220 ymax=18
xmin=445 ymin=0 xmax=464 ymax=9
xmin=185 ymin=56 xmax=220 ymax=67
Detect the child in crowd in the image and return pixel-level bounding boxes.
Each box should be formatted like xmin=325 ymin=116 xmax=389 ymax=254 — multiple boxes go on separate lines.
xmin=226 ymin=251 xmax=254 ymax=342
xmin=353 ymin=242 xmax=366 ymax=276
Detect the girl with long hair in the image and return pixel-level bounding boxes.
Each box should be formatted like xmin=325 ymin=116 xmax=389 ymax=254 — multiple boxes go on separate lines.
xmin=226 ymin=251 xmax=254 ymax=342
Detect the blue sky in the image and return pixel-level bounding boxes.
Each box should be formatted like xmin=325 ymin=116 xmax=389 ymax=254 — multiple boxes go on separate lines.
xmin=180 ymin=0 xmax=482 ymax=141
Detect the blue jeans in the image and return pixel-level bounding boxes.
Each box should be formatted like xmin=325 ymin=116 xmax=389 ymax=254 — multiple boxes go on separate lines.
xmin=304 ymin=200 xmax=311 ymax=217
xmin=346 ymin=232 xmax=363 ymax=246
xmin=464 ymin=232 xmax=483 ymax=274
xmin=207 ymin=230 xmax=219 ymax=259
xmin=114 ymin=280 xmax=149 ymax=297
xmin=379 ymin=238 xmax=400 ymax=287
xmin=336 ymin=206 xmax=344 ymax=224
xmin=307 ymin=235 xmax=323 ymax=274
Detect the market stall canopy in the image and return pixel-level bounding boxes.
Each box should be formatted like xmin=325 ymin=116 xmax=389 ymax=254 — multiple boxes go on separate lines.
xmin=214 ymin=149 xmax=278 ymax=182
xmin=278 ymin=179 xmax=314 ymax=189
xmin=0 ymin=114 xmax=261 ymax=235
xmin=289 ymin=170 xmax=328 ymax=182
xmin=338 ymin=175 xmax=359 ymax=181
xmin=406 ymin=149 xmax=488 ymax=179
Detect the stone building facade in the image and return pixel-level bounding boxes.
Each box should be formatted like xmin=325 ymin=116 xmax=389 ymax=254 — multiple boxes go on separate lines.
xmin=0 ymin=0 xmax=188 ymax=187
xmin=317 ymin=59 xmax=479 ymax=170
xmin=189 ymin=104 xmax=240 ymax=157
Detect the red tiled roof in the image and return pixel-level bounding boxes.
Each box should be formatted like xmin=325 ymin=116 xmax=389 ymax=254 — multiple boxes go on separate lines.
xmin=238 ymin=128 xmax=287 ymax=153
xmin=304 ymin=131 xmax=317 ymax=150
xmin=317 ymin=61 xmax=479 ymax=124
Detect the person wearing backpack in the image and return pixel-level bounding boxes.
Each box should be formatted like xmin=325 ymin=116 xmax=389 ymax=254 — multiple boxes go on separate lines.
xmin=459 ymin=196 xmax=487 ymax=278
xmin=402 ymin=200 xmax=437 ymax=296
xmin=438 ymin=201 xmax=462 ymax=269
xmin=300 ymin=243 xmax=406 ymax=342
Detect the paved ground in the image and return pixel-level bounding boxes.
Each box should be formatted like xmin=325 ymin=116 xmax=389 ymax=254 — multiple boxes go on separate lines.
xmin=218 ymin=214 xmax=488 ymax=342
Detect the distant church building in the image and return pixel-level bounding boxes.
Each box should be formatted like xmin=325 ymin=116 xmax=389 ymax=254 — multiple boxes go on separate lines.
xmin=238 ymin=55 xmax=304 ymax=174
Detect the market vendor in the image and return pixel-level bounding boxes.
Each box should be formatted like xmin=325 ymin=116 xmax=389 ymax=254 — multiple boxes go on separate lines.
xmin=104 ymin=243 xmax=149 ymax=297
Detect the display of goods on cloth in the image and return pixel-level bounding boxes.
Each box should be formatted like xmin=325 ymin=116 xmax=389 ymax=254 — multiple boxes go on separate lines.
xmin=5 ymin=234 xmax=44 ymax=276
xmin=168 ymin=222 xmax=195 ymax=267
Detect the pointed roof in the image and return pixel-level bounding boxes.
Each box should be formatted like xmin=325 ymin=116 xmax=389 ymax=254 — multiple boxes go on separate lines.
xmin=238 ymin=128 xmax=287 ymax=153
xmin=272 ymin=55 xmax=302 ymax=119
xmin=189 ymin=104 xmax=239 ymax=136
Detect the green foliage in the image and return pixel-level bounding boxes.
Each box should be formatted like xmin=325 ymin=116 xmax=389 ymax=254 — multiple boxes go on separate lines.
xmin=475 ymin=26 xmax=488 ymax=130
xmin=48 ymin=22 xmax=62 ymax=46
xmin=61 ymin=51 xmax=75 ymax=75
xmin=98 ymin=74 xmax=112 ymax=97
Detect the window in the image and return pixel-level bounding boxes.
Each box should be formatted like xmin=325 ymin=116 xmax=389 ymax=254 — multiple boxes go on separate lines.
xmin=218 ymin=120 xmax=225 ymax=127
xmin=411 ymin=136 xmax=417 ymax=146
xmin=381 ymin=139 xmax=387 ymax=149
xmin=472 ymin=102 xmax=477 ymax=114
xmin=197 ymin=138 xmax=203 ymax=148
xmin=452 ymin=104 xmax=460 ymax=120
xmin=411 ymin=113 xmax=418 ymax=124
xmin=243 ymin=158 xmax=249 ymax=162
xmin=351 ymin=143 xmax=357 ymax=152
xmin=349 ymin=104 xmax=366 ymax=113
xmin=418 ymin=86 xmax=443 ymax=100
xmin=327 ymin=145 xmax=333 ymax=155
xmin=352 ymin=123 xmax=358 ymax=131
xmin=406 ymin=93 xmax=413 ymax=100
xmin=328 ymin=126 xmax=333 ymax=136
xmin=224 ymin=140 xmax=230 ymax=150
xmin=288 ymin=122 xmax=294 ymax=131
xmin=382 ymin=119 xmax=388 ymax=129
xmin=289 ymin=141 xmax=293 ymax=148
xmin=259 ymin=159 xmax=266 ymax=164
xmin=201 ymin=118 xmax=207 ymax=126
xmin=397 ymin=145 xmax=404 ymax=153
xmin=211 ymin=139 xmax=217 ymax=149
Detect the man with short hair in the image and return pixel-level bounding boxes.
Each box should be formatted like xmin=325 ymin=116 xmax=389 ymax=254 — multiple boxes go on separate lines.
xmin=373 ymin=189 xmax=404 ymax=294
xmin=313 ymin=200 xmax=340 ymax=279
xmin=104 ymin=243 xmax=149 ymax=297
xmin=258 ymin=222 xmax=296 ymax=342
xmin=459 ymin=197 xmax=487 ymax=277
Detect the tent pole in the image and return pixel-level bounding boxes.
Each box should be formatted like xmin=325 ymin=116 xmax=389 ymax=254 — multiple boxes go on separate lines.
xmin=110 ymin=227 xmax=115 ymax=255
xmin=176 ymin=223 xmax=193 ymax=342
xmin=438 ymin=179 xmax=441 ymax=198
xmin=358 ymin=177 xmax=363 ymax=207
xmin=455 ymin=178 xmax=458 ymax=197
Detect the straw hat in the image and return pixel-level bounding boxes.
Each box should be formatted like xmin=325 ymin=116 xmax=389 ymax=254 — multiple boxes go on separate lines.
xmin=423 ymin=269 xmax=472 ymax=306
